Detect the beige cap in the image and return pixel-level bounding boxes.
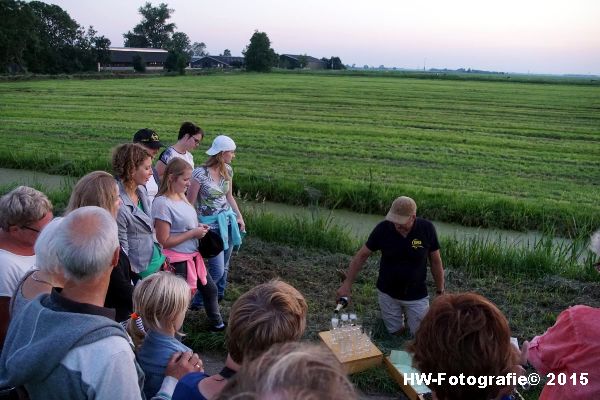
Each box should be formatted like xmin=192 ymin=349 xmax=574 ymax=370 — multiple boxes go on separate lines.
xmin=385 ymin=196 xmax=417 ymax=224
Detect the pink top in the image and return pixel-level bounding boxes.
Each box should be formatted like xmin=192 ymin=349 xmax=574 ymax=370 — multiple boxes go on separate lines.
xmin=527 ymin=305 xmax=600 ymax=400
xmin=162 ymin=249 xmax=207 ymax=290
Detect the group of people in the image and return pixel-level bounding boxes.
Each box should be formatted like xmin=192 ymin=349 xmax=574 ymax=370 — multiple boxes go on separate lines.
xmin=0 ymin=122 xmax=598 ymax=399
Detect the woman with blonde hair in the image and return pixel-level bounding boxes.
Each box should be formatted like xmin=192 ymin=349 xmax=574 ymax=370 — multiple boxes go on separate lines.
xmin=65 ymin=170 xmax=135 ymax=322
xmin=65 ymin=171 xmax=122 ymax=216
xmin=187 ymin=135 xmax=245 ymax=307
xmin=153 ymin=158 xmax=224 ymax=332
xmin=113 ymin=143 xmax=165 ymax=279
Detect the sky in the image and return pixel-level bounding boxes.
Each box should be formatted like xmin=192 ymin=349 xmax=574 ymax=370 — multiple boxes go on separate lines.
xmin=44 ymin=0 xmax=600 ymax=75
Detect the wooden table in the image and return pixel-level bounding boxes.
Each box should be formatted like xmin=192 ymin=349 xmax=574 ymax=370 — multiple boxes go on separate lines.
xmin=318 ymin=330 xmax=383 ymax=374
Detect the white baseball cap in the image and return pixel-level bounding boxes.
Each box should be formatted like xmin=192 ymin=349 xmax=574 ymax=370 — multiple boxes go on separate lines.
xmin=206 ymin=135 xmax=236 ymax=156
xmin=385 ymin=196 xmax=417 ymax=224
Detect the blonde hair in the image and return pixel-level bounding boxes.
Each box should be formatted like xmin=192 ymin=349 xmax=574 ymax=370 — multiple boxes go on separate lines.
xmin=227 ymin=280 xmax=308 ymax=364
xmin=204 ymin=154 xmax=232 ymax=180
xmin=127 ymin=272 xmax=191 ymax=348
xmin=112 ymin=143 xmax=151 ymax=185
xmin=66 ymin=171 xmax=118 ymax=215
xmin=157 ymin=158 xmax=192 ymax=200
xmin=216 ymin=342 xmax=357 ymax=400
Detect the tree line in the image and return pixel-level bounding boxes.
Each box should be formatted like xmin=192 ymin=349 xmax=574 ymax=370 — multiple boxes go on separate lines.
xmin=0 ymin=0 xmax=344 ymax=74
xmin=0 ymin=0 xmax=111 ymax=73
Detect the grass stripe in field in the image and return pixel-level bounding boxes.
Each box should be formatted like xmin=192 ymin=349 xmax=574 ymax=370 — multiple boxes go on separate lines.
xmin=1 ymin=73 xmax=599 ymax=234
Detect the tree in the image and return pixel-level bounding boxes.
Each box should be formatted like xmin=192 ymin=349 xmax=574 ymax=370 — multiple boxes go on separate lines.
xmin=0 ymin=0 xmax=35 ymax=72
xmin=243 ymin=31 xmax=277 ymax=72
xmin=23 ymin=1 xmax=111 ymax=73
xmin=191 ymin=41 xmax=207 ymax=57
xmin=0 ymin=0 xmax=110 ymax=73
xmin=322 ymin=56 xmax=345 ymax=70
xmin=123 ymin=2 xmax=175 ymax=48
xmin=132 ymin=54 xmax=146 ymax=72
xmin=298 ymin=54 xmax=308 ymax=69
xmin=167 ymin=31 xmax=192 ymax=62
xmin=88 ymin=27 xmax=111 ymax=65
xmin=222 ymin=49 xmax=231 ymax=57
xmin=164 ymin=50 xmax=187 ymax=74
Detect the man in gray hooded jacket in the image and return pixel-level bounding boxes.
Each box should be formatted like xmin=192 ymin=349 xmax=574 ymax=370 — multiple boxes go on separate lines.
xmin=0 ymin=206 xmax=145 ymax=399
xmin=0 ymin=206 xmax=203 ymax=399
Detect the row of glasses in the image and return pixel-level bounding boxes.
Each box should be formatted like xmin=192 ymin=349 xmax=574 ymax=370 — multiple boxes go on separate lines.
xmin=330 ymin=313 xmax=374 ymax=360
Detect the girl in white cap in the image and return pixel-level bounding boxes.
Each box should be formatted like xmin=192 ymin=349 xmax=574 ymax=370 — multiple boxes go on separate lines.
xmin=187 ymin=135 xmax=245 ymax=305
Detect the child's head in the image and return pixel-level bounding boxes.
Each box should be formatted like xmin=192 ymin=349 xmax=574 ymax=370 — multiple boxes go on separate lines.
xmin=133 ymin=271 xmax=191 ymax=335
xmin=227 ymin=279 xmax=308 ymax=364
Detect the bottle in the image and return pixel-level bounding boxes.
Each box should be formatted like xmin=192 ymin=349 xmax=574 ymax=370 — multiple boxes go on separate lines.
xmin=334 ymin=296 xmax=349 ymax=313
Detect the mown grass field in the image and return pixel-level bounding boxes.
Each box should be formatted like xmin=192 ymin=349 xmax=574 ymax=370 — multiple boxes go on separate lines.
xmin=1 ymin=72 xmax=599 ymax=235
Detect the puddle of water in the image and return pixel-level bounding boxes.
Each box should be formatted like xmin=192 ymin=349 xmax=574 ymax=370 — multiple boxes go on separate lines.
xmin=0 ymin=168 xmax=75 ymax=191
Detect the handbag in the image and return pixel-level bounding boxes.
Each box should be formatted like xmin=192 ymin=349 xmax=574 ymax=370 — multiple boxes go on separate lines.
xmin=198 ymin=229 xmax=224 ymax=258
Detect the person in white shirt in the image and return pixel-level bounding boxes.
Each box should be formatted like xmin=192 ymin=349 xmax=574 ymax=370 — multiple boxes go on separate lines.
xmin=0 ymin=186 xmax=53 ymax=349
xmin=133 ymin=128 xmax=164 ymax=207
xmin=156 ymin=122 xmax=204 ymax=178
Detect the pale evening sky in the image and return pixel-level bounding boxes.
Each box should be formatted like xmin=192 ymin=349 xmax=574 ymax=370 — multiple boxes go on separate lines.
xmin=44 ymin=0 xmax=600 ymax=75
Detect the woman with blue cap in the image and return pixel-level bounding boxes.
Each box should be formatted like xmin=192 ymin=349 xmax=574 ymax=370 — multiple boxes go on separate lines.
xmin=187 ymin=135 xmax=245 ymax=305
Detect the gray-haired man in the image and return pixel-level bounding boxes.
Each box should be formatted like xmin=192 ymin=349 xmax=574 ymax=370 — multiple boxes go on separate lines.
xmin=0 ymin=206 xmax=199 ymax=399
xmin=337 ymin=196 xmax=445 ymax=335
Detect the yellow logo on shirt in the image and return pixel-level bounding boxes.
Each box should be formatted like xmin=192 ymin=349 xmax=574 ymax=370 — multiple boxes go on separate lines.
xmin=412 ymin=239 xmax=423 ymax=249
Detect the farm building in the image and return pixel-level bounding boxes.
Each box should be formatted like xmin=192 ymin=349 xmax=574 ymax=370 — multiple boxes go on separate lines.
xmin=190 ymin=56 xmax=245 ymax=69
xmin=279 ymin=54 xmax=326 ymax=70
xmin=100 ymin=47 xmax=169 ymax=71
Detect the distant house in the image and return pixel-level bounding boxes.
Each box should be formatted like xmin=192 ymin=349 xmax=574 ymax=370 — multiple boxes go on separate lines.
xmin=190 ymin=56 xmax=245 ymax=69
xmin=279 ymin=54 xmax=326 ymax=70
xmin=100 ymin=47 xmax=169 ymax=71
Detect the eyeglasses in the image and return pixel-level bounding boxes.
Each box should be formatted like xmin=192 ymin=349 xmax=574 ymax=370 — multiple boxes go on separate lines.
xmin=192 ymin=137 xmax=202 ymax=144
xmin=21 ymin=225 xmax=40 ymax=233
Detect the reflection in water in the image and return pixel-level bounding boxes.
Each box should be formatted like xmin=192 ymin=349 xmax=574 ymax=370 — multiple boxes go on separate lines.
xmin=243 ymin=201 xmax=574 ymax=252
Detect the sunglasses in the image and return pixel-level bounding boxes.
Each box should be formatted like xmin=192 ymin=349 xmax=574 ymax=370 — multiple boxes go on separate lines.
xmin=21 ymin=225 xmax=40 ymax=233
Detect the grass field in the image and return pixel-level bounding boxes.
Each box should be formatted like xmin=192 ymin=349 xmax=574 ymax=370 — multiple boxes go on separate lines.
xmin=1 ymin=72 xmax=599 ymax=235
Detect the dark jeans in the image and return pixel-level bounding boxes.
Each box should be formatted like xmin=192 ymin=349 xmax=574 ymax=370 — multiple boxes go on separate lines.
xmin=171 ymin=261 xmax=223 ymax=327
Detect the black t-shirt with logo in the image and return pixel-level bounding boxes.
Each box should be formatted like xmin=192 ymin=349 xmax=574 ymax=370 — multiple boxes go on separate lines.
xmin=366 ymin=218 xmax=440 ymax=301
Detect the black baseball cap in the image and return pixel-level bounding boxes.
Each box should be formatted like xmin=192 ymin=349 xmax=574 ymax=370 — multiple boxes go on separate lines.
xmin=133 ymin=128 xmax=164 ymax=149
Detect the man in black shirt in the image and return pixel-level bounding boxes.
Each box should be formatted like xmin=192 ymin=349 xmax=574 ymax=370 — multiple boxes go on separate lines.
xmin=337 ymin=196 xmax=444 ymax=335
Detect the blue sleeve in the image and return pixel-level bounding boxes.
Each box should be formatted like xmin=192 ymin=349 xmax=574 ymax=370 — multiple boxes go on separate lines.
xmin=152 ymin=197 xmax=172 ymax=225
xmin=172 ymin=372 xmax=210 ymax=400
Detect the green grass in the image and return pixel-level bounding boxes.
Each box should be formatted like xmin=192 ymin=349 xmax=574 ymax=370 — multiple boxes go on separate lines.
xmin=1 ymin=73 xmax=599 ymax=236
xmin=4 ymin=182 xmax=597 ymax=284
xmin=182 ymin=232 xmax=599 ymax=399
